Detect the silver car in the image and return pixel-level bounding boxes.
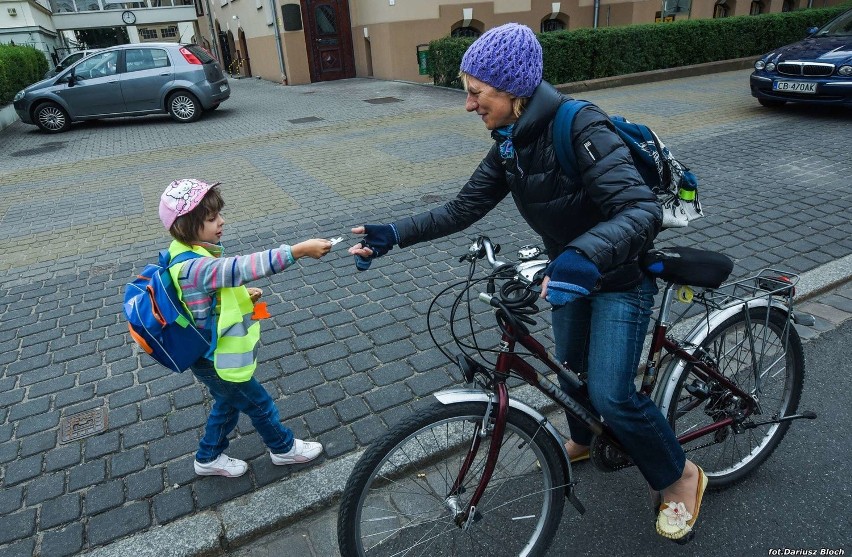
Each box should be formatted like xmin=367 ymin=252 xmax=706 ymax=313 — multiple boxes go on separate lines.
xmin=13 ymin=43 xmax=230 ymax=133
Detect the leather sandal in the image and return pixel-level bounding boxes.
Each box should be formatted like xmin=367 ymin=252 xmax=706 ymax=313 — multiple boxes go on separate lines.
xmin=569 ymin=449 xmax=590 ymax=463
xmin=656 ymin=466 xmax=708 ymax=544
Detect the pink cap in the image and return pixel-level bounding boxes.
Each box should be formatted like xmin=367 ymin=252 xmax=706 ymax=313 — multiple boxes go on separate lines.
xmin=159 ymin=179 xmax=219 ymax=229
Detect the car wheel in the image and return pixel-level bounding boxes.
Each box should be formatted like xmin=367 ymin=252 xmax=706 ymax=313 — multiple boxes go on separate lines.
xmin=758 ymin=99 xmax=786 ymax=108
xmin=168 ymin=91 xmax=202 ymax=123
xmin=34 ymin=102 xmax=71 ymax=133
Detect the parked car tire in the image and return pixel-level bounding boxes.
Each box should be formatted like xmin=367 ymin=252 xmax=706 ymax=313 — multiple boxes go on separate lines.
xmin=758 ymin=99 xmax=786 ymax=108
xmin=34 ymin=102 xmax=71 ymax=133
xmin=168 ymin=91 xmax=202 ymax=123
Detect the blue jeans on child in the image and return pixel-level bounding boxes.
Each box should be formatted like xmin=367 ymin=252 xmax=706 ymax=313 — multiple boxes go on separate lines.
xmin=552 ymin=275 xmax=685 ymax=491
xmin=191 ymin=359 xmax=294 ymax=463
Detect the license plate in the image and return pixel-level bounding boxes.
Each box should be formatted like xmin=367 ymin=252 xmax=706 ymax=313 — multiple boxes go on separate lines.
xmin=219 ymin=84 xmax=228 ymax=92
xmin=772 ymin=81 xmax=817 ymax=94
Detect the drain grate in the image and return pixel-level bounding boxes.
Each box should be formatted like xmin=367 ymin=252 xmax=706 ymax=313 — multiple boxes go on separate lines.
xmin=289 ymin=116 xmax=324 ymax=124
xmin=363 ymin=97 xmax=402 ymax=104
xmin=90 ymin=263 xmax=118 ymax=276
xmin=10 ymin=141 xmax=68 ymax=158
xmin=60 ymin=407 xmax=108 ymax=444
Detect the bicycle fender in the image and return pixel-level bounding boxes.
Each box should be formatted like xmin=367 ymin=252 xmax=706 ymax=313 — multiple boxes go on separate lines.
xmin=433 ymin=388 xmax=573 ymax=477
xmin=652 ymin=298 xmax=791 ymax=412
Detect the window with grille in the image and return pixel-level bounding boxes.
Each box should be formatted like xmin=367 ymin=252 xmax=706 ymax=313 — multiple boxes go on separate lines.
xmin=713 ymin=1 xmax=729 ymax=18
xmin=451 ymin=26 xmax=481 ymax=39
xmin=161 ymin=26 xmax=178 ymax=38
xmin=541 ymin=18 xmax=565 ymax=32
xmin=750 ymin=1 xmax=763 ymax=15
xmin=140 ymin=28 xmax=159 ymax=40
xmin=782 ymin=0 xmax=795 ymax=11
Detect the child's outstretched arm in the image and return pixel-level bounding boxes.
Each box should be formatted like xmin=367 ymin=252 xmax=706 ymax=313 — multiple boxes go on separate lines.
xmin=181 ymin=239 xmax=332 ymax=294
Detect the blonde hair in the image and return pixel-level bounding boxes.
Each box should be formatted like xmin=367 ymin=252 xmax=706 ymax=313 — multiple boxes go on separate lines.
xmin=460 ymin=71 xmax=528 ymax=119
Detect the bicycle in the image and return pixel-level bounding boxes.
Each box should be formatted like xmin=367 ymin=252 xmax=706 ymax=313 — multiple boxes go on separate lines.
xmin=337 ymin=236 xmax=817 ymax=557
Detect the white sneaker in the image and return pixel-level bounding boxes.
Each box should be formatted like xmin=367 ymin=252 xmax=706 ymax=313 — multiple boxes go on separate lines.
xmin=270 ymin=439 xmax=323 ymax=465
xmin=194 ymin=453 xmax=248 ymax=477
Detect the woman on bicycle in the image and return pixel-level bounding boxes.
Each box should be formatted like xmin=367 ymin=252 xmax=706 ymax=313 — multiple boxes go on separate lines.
xmin=348 ymin=22 xmax=706 ymax=543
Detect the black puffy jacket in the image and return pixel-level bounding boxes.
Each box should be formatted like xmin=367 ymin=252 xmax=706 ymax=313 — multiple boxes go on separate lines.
xmin=392 ymin=81 xmax=662 ymax=292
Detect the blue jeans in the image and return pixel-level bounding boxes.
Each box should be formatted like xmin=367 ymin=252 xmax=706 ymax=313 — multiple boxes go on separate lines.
xmin=191 ymin=359 xmax=294 ymax=463
xmin=552 ymin=275 xmax=685 ymax=491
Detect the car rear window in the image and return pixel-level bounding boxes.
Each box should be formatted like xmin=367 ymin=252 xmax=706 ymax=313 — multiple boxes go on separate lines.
xmin=183 ymin=45 xmax=216 ymax=63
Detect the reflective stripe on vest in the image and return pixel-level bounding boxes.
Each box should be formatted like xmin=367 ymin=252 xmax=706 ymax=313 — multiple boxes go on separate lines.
xmin=168 ymin=241 xmax=260 ymax=382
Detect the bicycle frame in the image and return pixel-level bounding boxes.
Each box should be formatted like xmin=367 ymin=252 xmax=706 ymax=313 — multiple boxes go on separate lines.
xmin=448 ymin=281 xmax=775 ymax=523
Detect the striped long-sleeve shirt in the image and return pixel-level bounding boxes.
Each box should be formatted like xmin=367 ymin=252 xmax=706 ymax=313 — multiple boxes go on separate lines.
xmin=173 ymin=241 xmax=296 ymax=331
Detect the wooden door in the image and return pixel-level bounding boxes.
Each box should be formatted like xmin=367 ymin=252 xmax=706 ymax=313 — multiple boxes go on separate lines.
xmin=302 ymin=0 xmax=355 ymax=82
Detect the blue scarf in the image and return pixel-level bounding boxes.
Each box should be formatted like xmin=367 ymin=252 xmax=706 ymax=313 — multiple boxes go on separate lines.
xmin=494 ymin=124 xmax=515 ymax=160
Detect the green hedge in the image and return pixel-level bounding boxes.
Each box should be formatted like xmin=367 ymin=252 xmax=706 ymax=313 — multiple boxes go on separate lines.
xmin=427 ymin=5 xmax=851 ymax=89
xmin=0 ymin=44 xmax=49 ymax=105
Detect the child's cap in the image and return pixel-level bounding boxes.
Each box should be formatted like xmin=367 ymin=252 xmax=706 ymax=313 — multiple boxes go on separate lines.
xmin=159 ymin=178 xmax=220 ymax=230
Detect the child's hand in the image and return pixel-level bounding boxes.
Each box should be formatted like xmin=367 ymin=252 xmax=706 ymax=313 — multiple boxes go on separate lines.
xmin=292 ymin=239 xmax=332 ymax=259
xmin=247 ymin=287 xmax=263 ymax=303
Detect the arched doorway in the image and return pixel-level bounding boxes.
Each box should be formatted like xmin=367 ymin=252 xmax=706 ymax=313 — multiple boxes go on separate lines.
xmin=226 ymin=29 xmax=237 ymax=74
xmin=215 ymin=20 xmax=231 ymax=70
xmin=301 ymin=0 xmax=355 ymax=82
xmin=238 ymin=28 xmax=251 ymax=77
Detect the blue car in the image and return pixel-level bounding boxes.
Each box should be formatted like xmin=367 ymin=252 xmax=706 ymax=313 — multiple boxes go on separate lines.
xmin=750 ymin=8 xmax=852 ymax=107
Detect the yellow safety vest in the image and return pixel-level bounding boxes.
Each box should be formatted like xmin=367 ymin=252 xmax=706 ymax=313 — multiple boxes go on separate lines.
xmin=168 ymin=241 xmax=259 ymax=382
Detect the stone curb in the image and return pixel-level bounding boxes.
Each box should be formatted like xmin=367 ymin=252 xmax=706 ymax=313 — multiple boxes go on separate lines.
xmin=554 ymin=56 xmax=757 ymax=94
xmin=0 ymin=103 xmax=19 ymax=133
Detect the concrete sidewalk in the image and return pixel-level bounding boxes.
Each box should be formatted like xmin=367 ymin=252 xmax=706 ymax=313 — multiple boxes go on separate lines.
xmin=0 ymin=63 xmax=850 ymax=557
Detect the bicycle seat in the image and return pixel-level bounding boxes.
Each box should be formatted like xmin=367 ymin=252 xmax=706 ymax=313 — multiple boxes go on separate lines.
xmin=642 ymin=247 xmax=733 ymax=288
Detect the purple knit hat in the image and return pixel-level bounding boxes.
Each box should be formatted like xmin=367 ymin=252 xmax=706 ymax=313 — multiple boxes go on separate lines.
xmin=460 ymin=23 xmax=542 ymax=98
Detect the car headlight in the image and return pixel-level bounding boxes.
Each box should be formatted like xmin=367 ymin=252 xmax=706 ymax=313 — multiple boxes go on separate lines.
xmin=754 ymin=60 xmax=766 ymax=70
xmin=765 ymin=62 xmax=776 ymax=72
xmin=838 ymin=65 xmax=852 ymax=76
xmin=13 ymin=90 xmax=25 ymax=102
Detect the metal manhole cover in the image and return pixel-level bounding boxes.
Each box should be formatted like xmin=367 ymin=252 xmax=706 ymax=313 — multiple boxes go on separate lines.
xmin=60 ymin=407 xmax=107 ymax=444
xmin=363 ymin=97 xmax=402 ymax=104
xmin=421 ymin=194 xmax=443 ymax=203
xmin=289 ymin=116 xmax=324 ymax=124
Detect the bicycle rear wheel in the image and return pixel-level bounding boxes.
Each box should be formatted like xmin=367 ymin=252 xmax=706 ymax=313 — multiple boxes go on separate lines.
xmin=337 ymin=400 xmax=567 ymax=557
xmin=662 ymin=307 xmax=804 ymax=488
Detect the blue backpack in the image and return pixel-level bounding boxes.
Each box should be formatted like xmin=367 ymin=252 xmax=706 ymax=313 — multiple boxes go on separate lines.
xmin=123 ymin=250 xmax=211 ymax=373
xmin=553 ymin=100 xmax=703 ymax=228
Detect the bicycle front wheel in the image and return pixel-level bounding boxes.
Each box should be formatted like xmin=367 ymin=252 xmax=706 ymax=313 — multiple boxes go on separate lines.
xmin=662 ymin=307 xmax=804 ymax=488
xmin=337 ymin=400 xmax=567 ymax=557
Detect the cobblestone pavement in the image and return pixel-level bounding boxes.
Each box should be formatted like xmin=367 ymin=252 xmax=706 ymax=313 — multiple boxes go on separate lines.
xmin=0 ymin=70 xmax=850 ymax=556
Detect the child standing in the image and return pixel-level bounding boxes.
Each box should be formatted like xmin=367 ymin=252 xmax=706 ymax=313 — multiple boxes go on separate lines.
xmin=158 ymin=178 xmax=332 ymax=478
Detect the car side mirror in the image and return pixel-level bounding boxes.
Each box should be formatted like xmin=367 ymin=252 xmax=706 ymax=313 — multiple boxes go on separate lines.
xmin=67 ymin=69 xmax=77 ymax=86
xmin=806 ymin=26 xmax=819 ymax=35
xmin=55 ymin=64 xmax=64 ymax=72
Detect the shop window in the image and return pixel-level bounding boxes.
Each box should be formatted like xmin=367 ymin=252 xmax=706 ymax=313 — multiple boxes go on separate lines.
xmin=541 ymin=18 xmax=566 ymax=32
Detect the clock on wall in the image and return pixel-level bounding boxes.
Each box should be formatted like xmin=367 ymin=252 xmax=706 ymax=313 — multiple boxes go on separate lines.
xmin=121 ymin=10 xmax=136 ymax=24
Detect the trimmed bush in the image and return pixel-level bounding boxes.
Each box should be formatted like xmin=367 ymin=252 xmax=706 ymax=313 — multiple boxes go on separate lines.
xmin=0 ymin=44 xmax=49 ymax=105
xmin=427 ymin=5 xmax=851 ymax=89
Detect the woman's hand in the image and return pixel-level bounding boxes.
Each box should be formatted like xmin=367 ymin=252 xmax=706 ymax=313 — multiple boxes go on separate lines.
xmin=292 ymin=239 xmax=332 ymax=259
xmin=247 ymin=287 xmax=263 ymax=303
xmin=348 ymin=226 xmax=373 ymax=257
